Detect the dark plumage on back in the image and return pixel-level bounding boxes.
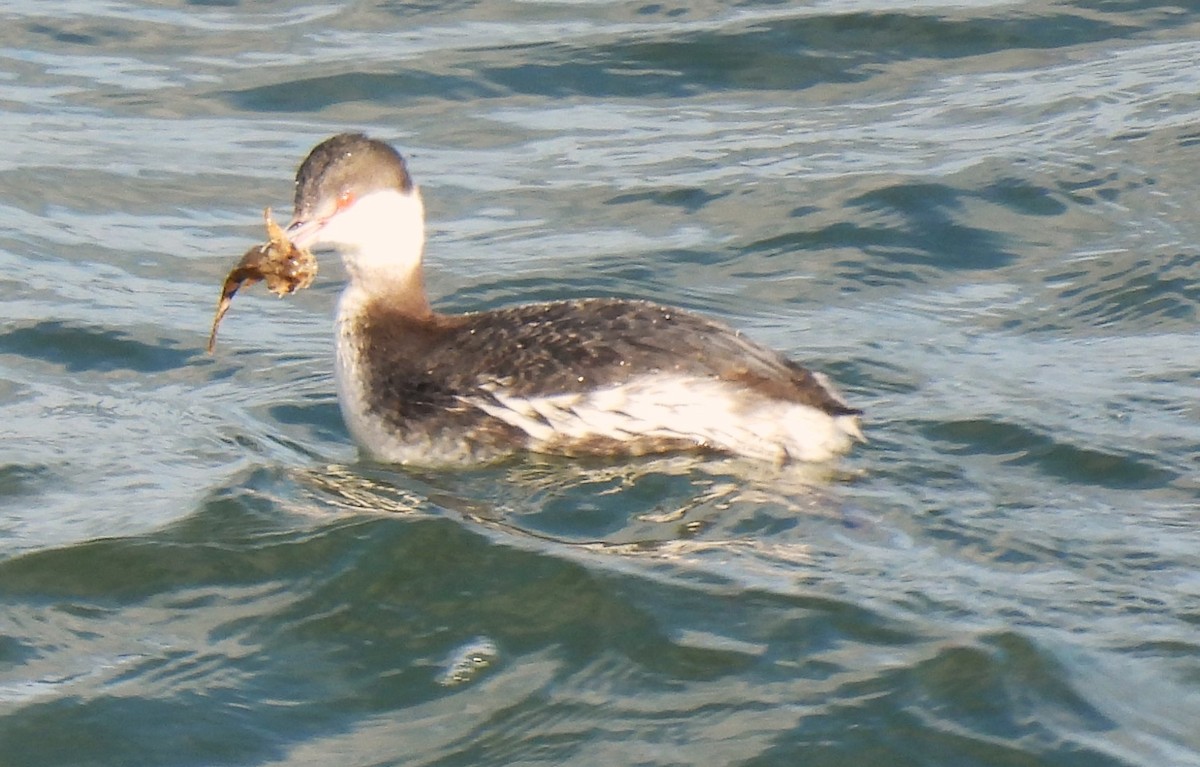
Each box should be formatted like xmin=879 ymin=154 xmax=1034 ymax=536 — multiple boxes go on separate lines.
xmin=350 ymin=296 xmax=861 ymax=456
xmin=405 ymin=299 xmax=856 ymax=412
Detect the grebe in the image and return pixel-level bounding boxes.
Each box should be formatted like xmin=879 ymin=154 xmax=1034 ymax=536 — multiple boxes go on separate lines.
xmin=284 ymin=133 xmax=864 ymax=467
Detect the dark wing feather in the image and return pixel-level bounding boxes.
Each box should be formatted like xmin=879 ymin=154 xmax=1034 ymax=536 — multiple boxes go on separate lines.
xmin=359 ymin=298 xmax=858 ymax=418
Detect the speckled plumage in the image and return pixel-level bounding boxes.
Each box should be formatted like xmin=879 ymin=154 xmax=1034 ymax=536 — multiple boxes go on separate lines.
xmin=339 ymin=295 xmax=862 ymax=463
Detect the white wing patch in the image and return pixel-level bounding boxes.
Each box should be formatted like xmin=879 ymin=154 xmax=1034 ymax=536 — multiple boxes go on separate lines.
xmin=469 ymin=373 xmax=861 ymax=464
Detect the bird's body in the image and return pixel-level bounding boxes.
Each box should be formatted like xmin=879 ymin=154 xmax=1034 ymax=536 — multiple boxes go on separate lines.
xmin=284 ymin=133 xmax=864 ymax=467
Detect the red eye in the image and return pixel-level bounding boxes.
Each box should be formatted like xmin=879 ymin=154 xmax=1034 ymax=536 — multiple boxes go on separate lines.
xmin=336 ymin=190 xmax=355 ymax=211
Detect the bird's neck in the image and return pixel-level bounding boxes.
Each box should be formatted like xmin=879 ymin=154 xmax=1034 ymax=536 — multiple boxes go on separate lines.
xmin=334 ymin=188 xmax=432 ymax=318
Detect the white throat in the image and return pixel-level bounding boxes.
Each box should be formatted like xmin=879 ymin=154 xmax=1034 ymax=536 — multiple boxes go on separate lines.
xmin=314 ymin=187 xmax=426 ymax=291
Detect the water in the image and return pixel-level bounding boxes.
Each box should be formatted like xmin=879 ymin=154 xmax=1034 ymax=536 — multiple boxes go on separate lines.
xmin=2 ymin=1 xmax=1199 ymax=764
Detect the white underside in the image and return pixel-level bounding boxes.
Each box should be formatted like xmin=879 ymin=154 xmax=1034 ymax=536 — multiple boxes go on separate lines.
xmin=470 ymin=374 xmax=862 ymax=464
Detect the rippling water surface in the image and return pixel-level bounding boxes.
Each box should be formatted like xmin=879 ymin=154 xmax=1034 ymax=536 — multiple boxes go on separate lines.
xmin=2 ymin=1 xmax=1200 ymax=765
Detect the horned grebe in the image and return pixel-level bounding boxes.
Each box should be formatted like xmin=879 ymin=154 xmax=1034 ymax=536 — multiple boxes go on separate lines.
xmin=283 ymin=133 xmax=864 ymax=466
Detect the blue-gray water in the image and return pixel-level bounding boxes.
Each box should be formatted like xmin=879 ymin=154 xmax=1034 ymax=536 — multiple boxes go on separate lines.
xmin=2 ymin=1 xmax=1199 ymax=765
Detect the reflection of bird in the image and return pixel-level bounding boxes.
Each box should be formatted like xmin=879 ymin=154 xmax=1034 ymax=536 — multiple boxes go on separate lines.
xmin=285 ymin=133 xmax=864 ymax=466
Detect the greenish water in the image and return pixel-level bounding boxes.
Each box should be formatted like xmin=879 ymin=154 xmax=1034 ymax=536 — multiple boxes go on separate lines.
xmin=2 ymin=1 xmax=1199 ymax=765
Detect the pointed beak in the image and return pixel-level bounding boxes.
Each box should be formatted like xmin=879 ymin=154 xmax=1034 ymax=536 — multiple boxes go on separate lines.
xmin=286 ymin=217 xmax=323 ymax=250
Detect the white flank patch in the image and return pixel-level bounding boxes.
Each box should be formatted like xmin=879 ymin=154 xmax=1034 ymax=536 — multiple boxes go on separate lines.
xmin=470 ymin=374 xmax=861 ymax=464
